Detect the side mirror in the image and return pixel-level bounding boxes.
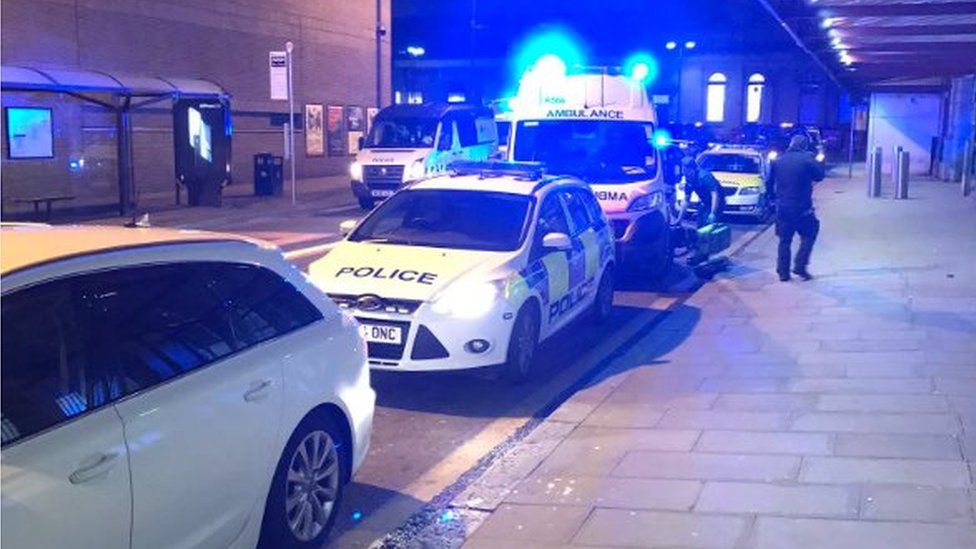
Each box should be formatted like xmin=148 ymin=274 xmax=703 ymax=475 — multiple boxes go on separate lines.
xmin=339 ymin=219 xmax=358 ymax=236
xmin=542 ymin=232 xmax=573 ymax=251
xmin=357 ymin=136 xmax=365 ymax=149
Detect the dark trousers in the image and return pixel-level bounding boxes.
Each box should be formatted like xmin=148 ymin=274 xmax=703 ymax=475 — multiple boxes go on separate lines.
xmin=776 ymin=210 xmax=819 ymax=275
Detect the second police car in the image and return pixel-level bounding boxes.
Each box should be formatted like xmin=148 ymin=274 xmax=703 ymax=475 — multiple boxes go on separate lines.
xmin=677 ymin=145 xmax=773 ymax=221
xmin=309 ymin=162 xmax=615 ymax=382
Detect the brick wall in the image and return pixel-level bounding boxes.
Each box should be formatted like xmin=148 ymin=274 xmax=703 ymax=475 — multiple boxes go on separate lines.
xmin=1 ymin=0 xmax=391 ymax=213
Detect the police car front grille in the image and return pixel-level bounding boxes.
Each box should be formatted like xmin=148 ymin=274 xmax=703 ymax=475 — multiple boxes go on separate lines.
xmin=363 ymin=165 xmax=404 ymax=188
xmin=719 ymin=185 xmax=739 ymax=196
xmin=329 ymin=294 xmax=422 ymax=314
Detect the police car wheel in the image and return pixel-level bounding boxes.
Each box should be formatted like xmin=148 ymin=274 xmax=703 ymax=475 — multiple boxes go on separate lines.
xmin=592 ymin=267 xmax=615 ymax=324
xmin=357 ymin=196 xmax=375 ymax=210
xmin=645 ymin=227 xmax=673 ymax=281
xmin=503 ymin=303 xmax=540 ymax=383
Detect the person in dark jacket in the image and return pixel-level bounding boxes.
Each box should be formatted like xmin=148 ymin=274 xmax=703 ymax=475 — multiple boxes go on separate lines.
xmin=769 ymin=134 xmax=826 ymax=281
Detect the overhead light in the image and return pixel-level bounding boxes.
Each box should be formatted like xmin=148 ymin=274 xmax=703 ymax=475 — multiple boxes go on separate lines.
xmin=827 ymin=28 xmax=840 ymax=39
xmin=821 ymin=17 xmax=840 ymax=29
xmin=406 ymin=45 xmax=426 ymax=57
xmin=685 ymin=41 xmax=697 ymax=49
xmin=665 ymin=41 xmax=677 ymax=50
xmin=830 ymin=37 xmax=844 ymax=49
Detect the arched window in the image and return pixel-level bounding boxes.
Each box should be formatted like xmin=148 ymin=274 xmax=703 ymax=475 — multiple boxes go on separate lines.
xmin=746 ymin=73 xmax=766 ymax=123
xmin=706 ymin=72 xmax=727 ymax=123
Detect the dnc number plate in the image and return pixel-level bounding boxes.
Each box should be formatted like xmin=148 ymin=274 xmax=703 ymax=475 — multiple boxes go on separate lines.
xmin=370 ymin=189 xmax=395 ymax=198
xmin=359 ymin=323 xmax=402 ymax=345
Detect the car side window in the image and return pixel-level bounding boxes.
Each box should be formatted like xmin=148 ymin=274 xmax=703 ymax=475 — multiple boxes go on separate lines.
xmin=0 ymin=262 xmax=322 ymax=446
xmin=437 ymin=119 xmax=455 ymax=151
xmin=536 ymin=194 xmax=571 ymax=239
xmin=560 ymin=190 xmax=593 ymax=236
xmin=1 ymin=279 xmax=107 ymax=446
xmin=579 ymin=190 xmax=608 ymax=230
xmin=456 ymin=113 xmax=479 ymax=148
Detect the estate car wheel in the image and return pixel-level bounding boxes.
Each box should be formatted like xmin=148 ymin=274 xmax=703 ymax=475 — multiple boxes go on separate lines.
xmin=357 ymin=196 xmax=375 ymax=210
xmin=591 ymin=266 xmax=615 ymax=324
xmin=260 ymin=413 xmax=346 ymax=548
xmin=503 ymin=303 xmax=540 ymax=384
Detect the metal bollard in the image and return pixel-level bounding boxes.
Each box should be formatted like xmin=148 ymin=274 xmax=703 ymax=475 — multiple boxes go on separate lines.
xmin=963 ymin=139 xmax=974 ymax=197
xmin=895 ymin=148 xmax=910 ymax=200
xmin=867 ymin=146 xmax=882 ymax=198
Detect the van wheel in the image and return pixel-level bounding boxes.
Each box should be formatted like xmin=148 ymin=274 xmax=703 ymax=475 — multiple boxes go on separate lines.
xmin=357 ymin=196 xmax=375 ymax=210
xmin=503 ymin=303 xmax=540 ymax=383
xmin=591 ymin=267 xmax=615 ymax=324
xmin=259 ymin=414 xmax=346 ymax=548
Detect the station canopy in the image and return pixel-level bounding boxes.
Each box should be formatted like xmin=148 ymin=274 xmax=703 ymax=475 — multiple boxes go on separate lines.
xmin=1 ymin=65 xmax=227 ymax=98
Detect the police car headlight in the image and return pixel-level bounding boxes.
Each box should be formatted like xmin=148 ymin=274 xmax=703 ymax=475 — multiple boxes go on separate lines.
xmin=739 ymin=187 xmax=761 ymax=196
xmin=767 ymin=151 xmax=779 ymax=161
xmin=816 ymin=152 xmax=826 ymax=163
xmin=430 ymin=281 xmax=500 ymax=319
xmin=407 ymin=159 xmax=426 ymax=181
xmin=627 ymin=191 xmax=664 ymax=212
xmin=350 ymin=162 xmax=363 ymax=181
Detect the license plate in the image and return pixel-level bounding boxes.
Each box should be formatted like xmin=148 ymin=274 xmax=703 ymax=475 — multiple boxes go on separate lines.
xmin=370 ymin=189 xmax=395 ymax=198
xmin=359 ymin=323 xmax=402 ymax=345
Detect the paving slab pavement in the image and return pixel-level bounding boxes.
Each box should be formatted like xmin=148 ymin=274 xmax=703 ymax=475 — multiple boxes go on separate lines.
xmin=453 ymin=172 xmax=976 ymax=548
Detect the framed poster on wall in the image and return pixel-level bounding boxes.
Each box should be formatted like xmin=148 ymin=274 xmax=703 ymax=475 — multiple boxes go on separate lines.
xmin=346 ymin=106 xmax=364 ymax=155
xmin=326 ymin=104 xmax=345 ymax=157
xmin=366 ymin=107 xmax=379 ymax=134
xmin=305 ymin=104 xmax=324 ymax=157
xmin=5 ymin=107 xmax=54 ymax=159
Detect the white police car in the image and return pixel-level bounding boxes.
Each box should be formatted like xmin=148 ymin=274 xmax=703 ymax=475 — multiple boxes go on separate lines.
xmin=309 ymin=162 xmax=615 ymax=382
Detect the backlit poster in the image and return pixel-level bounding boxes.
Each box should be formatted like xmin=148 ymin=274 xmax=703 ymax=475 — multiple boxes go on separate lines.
xmin=5 ymin=107 xmax=53 ymax=159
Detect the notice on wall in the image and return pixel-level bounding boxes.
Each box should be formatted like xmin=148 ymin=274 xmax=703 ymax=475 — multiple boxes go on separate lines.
xmin=269 ymin=51 xmax=288 ymax=100
xmin=327 ymin=104 xmax=345 ymax=157
xmin=305 ymin=104 xmax=324 ymax=157
xmin=346 ymin=106 xmax=365 ymax=155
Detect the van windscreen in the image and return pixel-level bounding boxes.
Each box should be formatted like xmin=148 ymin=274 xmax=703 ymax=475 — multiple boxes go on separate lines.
xmin=365 ymin=117 xmax=438 ymax=149
xmin=512 ymin=120 xmax=658 ymax=184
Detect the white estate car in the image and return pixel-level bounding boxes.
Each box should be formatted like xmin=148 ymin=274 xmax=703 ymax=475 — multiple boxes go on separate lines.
xmin=309 ymin=162 xmax=616 ymax=382
xmin=0 ymin=224 xmax=374 ymax=549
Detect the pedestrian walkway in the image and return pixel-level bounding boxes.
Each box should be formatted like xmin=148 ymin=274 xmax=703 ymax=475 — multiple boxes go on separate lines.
xmin=68 ymin=174 xmax=359 ymax=251
xmin=456 ymin=172 xmax=976 ymax=548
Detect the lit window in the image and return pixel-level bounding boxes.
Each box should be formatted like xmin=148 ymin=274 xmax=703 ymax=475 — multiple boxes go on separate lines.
xmin=746 ymin=73 xmax=765 ymax=123
xmin=407 ymin=91 xmax=424 ymax=105
xmin=706 ymin=73 xmax=727 ymax=123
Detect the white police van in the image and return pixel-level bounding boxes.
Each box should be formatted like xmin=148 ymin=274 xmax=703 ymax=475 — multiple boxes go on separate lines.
xmin=507 ymin=60 xmax=673 ymax=279
xmin=350 ymin=103 xmax=497 ymax=209
xmin=311 ymin=162 xmax=615 ymax=382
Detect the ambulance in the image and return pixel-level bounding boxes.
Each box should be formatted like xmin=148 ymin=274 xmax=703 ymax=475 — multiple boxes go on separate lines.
xmin=310 ymin=162 xmax=615 ymax=382
xmin=507 ymin=58 xmax=673 ymax=279
xmin=349 ymin=103 xmax=498 ymax=209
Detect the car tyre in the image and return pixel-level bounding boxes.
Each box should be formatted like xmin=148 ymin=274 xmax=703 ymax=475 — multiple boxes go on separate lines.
xmin=259 ymin=412 xmax=347 ymax=549
xmin=503 ymin=302 xmax=540 ymax=384
xmin=591 ymin=266 xmax=615 ymax=324
xmin=357 ymin=196 xmax=375 ymax=210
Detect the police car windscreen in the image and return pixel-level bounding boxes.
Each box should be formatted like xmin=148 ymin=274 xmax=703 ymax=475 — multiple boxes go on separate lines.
xmin=512 ymin=120 xmax=657 ymax=183
xmin=350 ymin=190 xmax=531 ymax=251
xmin=700 ymin=154 xmax=760 ymax=174
xmin=365 ymin=117 xmax=438 ymax=149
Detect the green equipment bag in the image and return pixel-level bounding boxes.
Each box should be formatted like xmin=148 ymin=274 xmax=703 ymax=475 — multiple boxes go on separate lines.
xmin=696 ymin=223 xmax=732 ymax=257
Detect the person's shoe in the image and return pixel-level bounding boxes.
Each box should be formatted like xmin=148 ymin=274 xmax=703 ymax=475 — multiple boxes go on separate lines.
xmin=792 ymin=268 xmax=813 ymax=281
xmin=778 ymin=272 xmax=791 ymax=282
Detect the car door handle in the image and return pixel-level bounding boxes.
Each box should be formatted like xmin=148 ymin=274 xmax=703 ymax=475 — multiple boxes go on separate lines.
xmin=69 ymin=452 xmax=120 ymax=485
xmin=243 ymin=379 xmax=273 ymax=402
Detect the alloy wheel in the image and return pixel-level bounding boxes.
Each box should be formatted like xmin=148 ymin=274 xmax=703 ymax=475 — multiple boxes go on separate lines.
xmin=285 ymin=430 xmax=340 ymax=542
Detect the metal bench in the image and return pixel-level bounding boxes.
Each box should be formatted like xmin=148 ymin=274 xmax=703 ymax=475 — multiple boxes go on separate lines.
xmin=12 ymin=195 xmax=76 ymax=221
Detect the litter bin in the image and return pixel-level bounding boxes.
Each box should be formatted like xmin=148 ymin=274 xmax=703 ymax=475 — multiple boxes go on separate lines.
xmin=254 ymin=153 xmax=283 ymax=196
